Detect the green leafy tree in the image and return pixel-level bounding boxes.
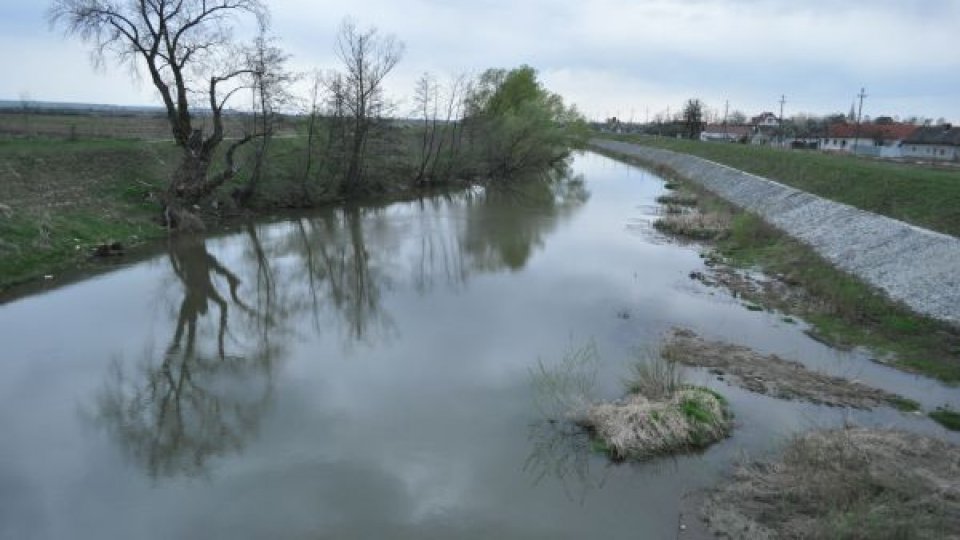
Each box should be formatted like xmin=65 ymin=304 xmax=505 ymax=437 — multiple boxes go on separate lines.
xmin=465 ymin=66 xmax=587 ymax=179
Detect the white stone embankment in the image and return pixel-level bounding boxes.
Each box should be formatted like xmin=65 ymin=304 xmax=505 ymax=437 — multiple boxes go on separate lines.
xmin=592 ymin=139 xmax=960 ymax=326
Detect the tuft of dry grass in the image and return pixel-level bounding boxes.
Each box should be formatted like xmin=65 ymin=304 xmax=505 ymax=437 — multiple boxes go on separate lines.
xmin=654 ymin=210 xmax=732 ymax=240
xmin=625 ymin=348 xmax=685 ymax=400
xmin=703 ymin=427 xmax=960 ymax=539
xmin=656 ymin=192 xmax=698 ymax=206
xmin=583 ymin=387 xmax=732 ymax=460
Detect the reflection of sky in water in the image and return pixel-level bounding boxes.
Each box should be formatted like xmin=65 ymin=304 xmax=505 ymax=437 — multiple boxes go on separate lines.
xmin=0 ymin=152 xmax=958 ymax=539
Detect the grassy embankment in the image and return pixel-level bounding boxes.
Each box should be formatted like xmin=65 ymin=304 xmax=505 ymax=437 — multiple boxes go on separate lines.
xmin=594 ymin=136 xmax=960 ymax=384
xmin=609 ymin=134 xmax=960 ymax=236
xmin=0 ymin=133 xmax=346 ymax=293
xmin=0 ymin=138 xmax=176 ymax=291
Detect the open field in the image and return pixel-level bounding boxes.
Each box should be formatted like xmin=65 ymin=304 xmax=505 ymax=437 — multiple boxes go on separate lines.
xmin=0 ymin=111 xmax=297 ymax=141
xmin=607 ymin=134 xmax=960 ymax=237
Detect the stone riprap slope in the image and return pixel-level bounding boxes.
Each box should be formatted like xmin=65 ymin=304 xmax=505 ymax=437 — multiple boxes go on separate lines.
xmin=592 ymin=139 xmax=960 ymax=325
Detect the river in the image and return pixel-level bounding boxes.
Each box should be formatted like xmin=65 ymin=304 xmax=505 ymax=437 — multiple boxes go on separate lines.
xmin=1 ymin=152 xmax=957 ymax=539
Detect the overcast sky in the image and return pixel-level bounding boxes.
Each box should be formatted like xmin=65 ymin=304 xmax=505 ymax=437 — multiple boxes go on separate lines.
xmin=1 ymin=0 xmax=958 ymax=122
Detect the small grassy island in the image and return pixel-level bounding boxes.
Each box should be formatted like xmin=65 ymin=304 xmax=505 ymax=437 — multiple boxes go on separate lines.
xmin=583 ymin=386 xmax=732 ymax=460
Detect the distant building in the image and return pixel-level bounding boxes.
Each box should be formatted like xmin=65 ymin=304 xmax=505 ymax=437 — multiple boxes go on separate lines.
xmin=750 ymin=112 xmax=779 ymax=127
xmin=820 ymin=123 xmax=917 ymax=158
xmin=901 ymin=125 xmax=960 ymax=162
xmin=699 ymin=124 xmax=752 ymax=142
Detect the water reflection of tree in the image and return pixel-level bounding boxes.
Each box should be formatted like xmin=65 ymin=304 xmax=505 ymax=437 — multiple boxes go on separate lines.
xmin=93 ymin=165 xmax=590 ymax=478
xmin=463 ymin=165 xmax=589 ymax=271
xmin=291 ymin=207 xmax=396 ymax=343
xmin=95 ymin=233 xmax=280 ymax=479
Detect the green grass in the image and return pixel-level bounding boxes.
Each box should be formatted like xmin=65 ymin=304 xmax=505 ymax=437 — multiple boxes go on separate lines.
xmin=680 ymin=395 xmax=715 ymax=423
xmin=885 ymin=396 xmax=922 ymax=413
xmin=929 ymin=407 xmax=960 ymax=431
xmin=0 ymin=138 xmax=177 ymax=291
xmin=606 ymin=134 xmax=960 ymax=237
xmin=717 ymin=213 xmax=960 ymax=383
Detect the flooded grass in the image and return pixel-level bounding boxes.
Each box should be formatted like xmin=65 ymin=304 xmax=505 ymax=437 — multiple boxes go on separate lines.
xmin=929 ymin=407 xmax=960 ymax=431
xmin=663 ymin=328 xmax=920 ymax=410
xmin=655 ymin=192 xmax=698 ymax=206
xmin=652 ymin=211 xmax=731 ymax=241
xmin=532 ymin=345 xmax=732 ymax=461
xmin=582 ymin=352 xmax=732 ymax=460
xmin=703 ymin=427 xmax=960 ymax=539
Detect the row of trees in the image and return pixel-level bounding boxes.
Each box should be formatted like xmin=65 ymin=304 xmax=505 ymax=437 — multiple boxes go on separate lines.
xmin=50 ymin=0 xmax=587 ymax=229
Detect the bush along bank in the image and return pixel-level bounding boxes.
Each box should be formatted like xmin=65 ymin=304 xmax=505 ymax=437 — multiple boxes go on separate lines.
xmin=593 ymin=145 xmax=960 ymax=385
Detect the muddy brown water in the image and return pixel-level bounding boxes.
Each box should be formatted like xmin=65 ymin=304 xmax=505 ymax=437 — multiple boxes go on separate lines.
xmin=1 ymin=152 xmax=958 ymax=539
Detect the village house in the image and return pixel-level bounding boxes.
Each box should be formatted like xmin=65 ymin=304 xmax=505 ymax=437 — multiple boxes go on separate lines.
xmin=750 ymin=112 xmax=779 ymax=127
xmin=747 ymin=112 xmax=781 ymax=144
xmin=699 ymin=124 xmax=752 ymax=142
xmin=820 ymin=123 xmax=917 ymax=158
xmin=901 ymin=125 xmax=960 ymax=162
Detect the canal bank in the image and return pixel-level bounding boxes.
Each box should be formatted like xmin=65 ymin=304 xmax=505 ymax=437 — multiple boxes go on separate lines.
xmin=591 ymin=139 xmax=960 ymax=326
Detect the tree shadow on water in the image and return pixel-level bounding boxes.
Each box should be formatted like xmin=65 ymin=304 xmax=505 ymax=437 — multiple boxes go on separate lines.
xmin=92 ymin=234 xmax=279 ymax=480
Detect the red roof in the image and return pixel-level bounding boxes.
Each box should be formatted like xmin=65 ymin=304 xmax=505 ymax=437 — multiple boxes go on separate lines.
xmin=826 ymin=123 xmax=917 ymax=140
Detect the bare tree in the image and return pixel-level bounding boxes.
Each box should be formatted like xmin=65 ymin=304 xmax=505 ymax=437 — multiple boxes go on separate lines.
xmin=682 ymin=98 xmax=705 ymax=139
xmin=412 ymin=72 xmax=440 ymax=186
xmin=331 ymin=19 xmax=403 ymax=193
xmin=436 ymin=74 xmax=470 ymax=181
xmin=234 ymin=28 xmax=297 ymax=205
xmin=49 ymin=0 xmax=271 ymax=229
xmin=300 ymin=70 xmax=323 ymax=200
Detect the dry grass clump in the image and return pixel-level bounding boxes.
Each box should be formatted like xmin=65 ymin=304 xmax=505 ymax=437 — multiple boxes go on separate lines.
xmin=654 ymin=211 xmax=731 ymax=240
xmin=583 ymin=387 xmax=732 ymax=460
xmin=531 ymin=345 xmax=732 ymax=461
xmin=656 ymin=192 xmax=699 ymax=206
xmin=703 ymin=428 xmax=960 ymax=539
xmin=625 ymin=348 xmax=685 ymax=399
xmin=663 ymin=328 xmax=920 ymax=411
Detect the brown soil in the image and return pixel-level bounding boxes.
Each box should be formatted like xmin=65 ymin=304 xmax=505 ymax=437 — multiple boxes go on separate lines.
xmin=702 ymin=428 xmax=960 ymax=539
xmin=663 ymin=329 xmax=914 ymax=410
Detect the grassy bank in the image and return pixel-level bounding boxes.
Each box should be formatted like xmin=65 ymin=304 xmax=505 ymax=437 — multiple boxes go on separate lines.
xmin=605 ymin=134 xmax=960 ymax=237
xmin=596 ymin=147 xmax=960 ymax=383
xmin=0 ymin=138 xmax=177 ymax=291
xmin=0 ymin=134 xmax=431 ymax=293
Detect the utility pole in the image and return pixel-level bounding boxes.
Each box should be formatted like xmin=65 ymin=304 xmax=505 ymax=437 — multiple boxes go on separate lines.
xmin=722 ymin=100 xmax=729 ymax=138
xmin=778 ymin=94 xmax=786 ymax=146
xmin=853 ymin=87 xmax=867 ymax=154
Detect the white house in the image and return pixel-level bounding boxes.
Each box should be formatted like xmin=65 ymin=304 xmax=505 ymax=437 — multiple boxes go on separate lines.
xmin=820 ymin=123 xmax=917 ymax=158
xmin=901 ymin=125 xmax=960 ymax=162
xmin=699 ymin=124 xmax=752 ymax=142
xmin=750 ymin=112 xmax=779 ymax=128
